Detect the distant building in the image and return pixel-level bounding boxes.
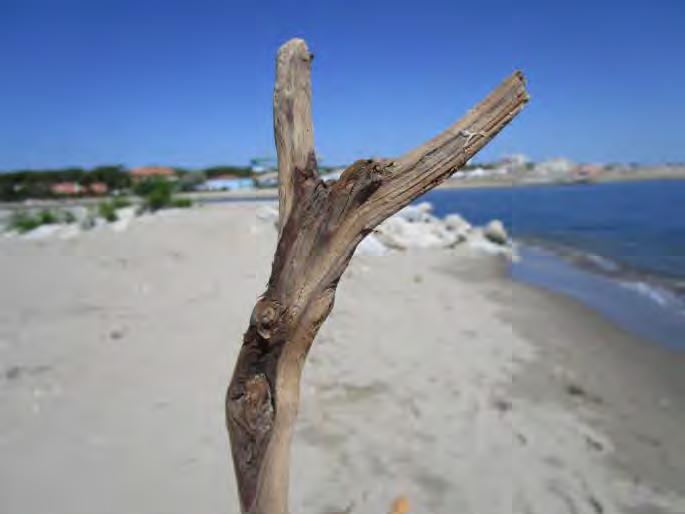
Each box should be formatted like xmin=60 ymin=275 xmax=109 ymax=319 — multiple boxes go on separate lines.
xmin=572 ymin=164 xmax=602 ymax=182
xmin=254 ymin=171 xmax=278 ymax=188
xmin=535 ymin=158 xmax=575 ymax=177
xmin=250 ymin=157 xmax=276 ymax=174
xmin=88 ymin=182 xmax=108 ymax=195
xmin=51 ymin=182 xmax=82 ymax=195
xmin=197 ymin=175 xmax=254 ymax=191
xmin=499 ymin=154 xmax=530 ymax=170
xmin=466 ymin=167 xmax=489 ymax=178
xmin=130 ymin=166 xmax=176 ymax=182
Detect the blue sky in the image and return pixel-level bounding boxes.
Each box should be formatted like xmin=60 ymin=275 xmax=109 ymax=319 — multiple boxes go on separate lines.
xmin=1 ymin=0 xmax=683 ymax=170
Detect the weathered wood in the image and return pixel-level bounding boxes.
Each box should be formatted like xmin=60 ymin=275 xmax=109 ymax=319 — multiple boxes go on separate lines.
xmin=226 ymin=37 xmax=528 ymax=514
xmin=273 ymin=38 xmax=316 ymax=234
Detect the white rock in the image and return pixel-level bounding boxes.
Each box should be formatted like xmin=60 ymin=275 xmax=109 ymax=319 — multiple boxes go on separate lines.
xmin=23 ymin=224 xmax=61 ymax=239
xmin=71 ymin=206 xmax=89 ymax=224
xmin=375 ymin=216 xmax=459 ymax=249
xmin=416 ymin=201 xmax=433 ymax=213
xmin=354 ymin=233 xmax=388 ymax=257
xmin=484 ymin=219 xmax=508 ymax=245
xmin=395 ymin=202 xmax=434 ymax=223
xmin=443 ymin=213 xmax=472 ymax=238
xmin=465 ymin=228 xmax=513 ymax=257
xmin=111 ymin=207 xmax=136 ymax=232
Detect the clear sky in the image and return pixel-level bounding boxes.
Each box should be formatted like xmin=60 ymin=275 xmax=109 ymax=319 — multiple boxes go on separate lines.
xmin=1 ymin=0 xmax=684 ymax=170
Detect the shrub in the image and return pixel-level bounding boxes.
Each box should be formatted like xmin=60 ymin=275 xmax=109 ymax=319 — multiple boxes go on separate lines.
xmin=145 ymin=185 xmax=172 ymax=211
xmin=111 ymin=196 xmax=132 ymax=209
xmin=62 ymin=210 xmax=76 ymax=224
xmin=170 ymin=197 xmax=192 ymax=208
xmin=7 ymin=209 xmax=59 ymax=233
xmin=133 ymin=177 xmax=168 ymax=197
xmin=38 ymin=209 xmax=57 ymax=224
xmin=98 ymin=201 xmax=118 ymax=222
xmin=134 ymin=178 xmax=173 ymax=212
xmin=8 ymin=211 xmax=41 ymax=233
xmin=134 ymin=178 xmax=190 ymax=212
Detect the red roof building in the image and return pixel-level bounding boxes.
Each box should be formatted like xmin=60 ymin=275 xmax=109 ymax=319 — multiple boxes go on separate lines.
xmin=88 ymin=182 xmax=109 ymax=195
xmin=130 ymin=166 xmax=176 ymax=181
xmin=51 ymin=182 xmax=82 ymax=195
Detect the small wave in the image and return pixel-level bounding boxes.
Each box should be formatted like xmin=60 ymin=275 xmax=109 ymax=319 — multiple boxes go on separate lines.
xmin=518 ymin=239 xmax=623 ymax=275
xmin=518 ymin=241 xmax=685 ymax=313
xmin=619 ymin=280 xmax=685 ymax=313
xmin=573 ymin=252 xmax=621 ymax=274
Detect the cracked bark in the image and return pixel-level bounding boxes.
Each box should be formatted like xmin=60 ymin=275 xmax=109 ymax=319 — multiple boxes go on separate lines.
xmin=226 ymin=38 xmax=529 ymax=514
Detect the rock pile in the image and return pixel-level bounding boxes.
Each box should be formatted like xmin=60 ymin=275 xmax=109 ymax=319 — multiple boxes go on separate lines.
xmin=362 ymin=202 xmax=511 ymax=257
xmin=257 ymin=201 xmax=512 ymax=258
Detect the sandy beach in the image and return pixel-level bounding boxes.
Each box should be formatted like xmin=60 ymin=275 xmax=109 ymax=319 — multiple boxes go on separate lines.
xmin=1 ymin=202 xmax=684 ymax=514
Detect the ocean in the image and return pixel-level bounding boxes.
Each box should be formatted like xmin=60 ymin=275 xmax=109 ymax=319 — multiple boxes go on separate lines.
xmin=419 ymin=180 xmax=685 ymax=349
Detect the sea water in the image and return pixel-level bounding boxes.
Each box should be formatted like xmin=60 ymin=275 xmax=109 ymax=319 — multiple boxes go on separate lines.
xmin=419 ymin=180 xmax=685 ymax=348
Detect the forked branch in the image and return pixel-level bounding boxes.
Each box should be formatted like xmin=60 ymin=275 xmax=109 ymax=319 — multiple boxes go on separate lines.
xmin=226 ymin=37 xmax=528 ymax=514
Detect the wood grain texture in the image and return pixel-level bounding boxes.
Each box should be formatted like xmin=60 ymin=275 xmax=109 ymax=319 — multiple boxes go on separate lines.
xmin=273 ymin=38 xmax=316 ymax=234
xmin=226 ymin=38 xmax=528 ymax=514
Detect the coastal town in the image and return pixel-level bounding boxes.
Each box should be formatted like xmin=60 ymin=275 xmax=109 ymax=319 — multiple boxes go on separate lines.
xmin=1 ymin=155 xmax=683 ymax=237
xmin=1 ymin=156 xmax=684 ymax=204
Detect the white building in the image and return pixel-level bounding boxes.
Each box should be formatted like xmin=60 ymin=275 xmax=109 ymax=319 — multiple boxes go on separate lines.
xmin=197 ymin=176 xmax=254 ymax=191
xmin=250 ymin=158 xmax=276 ymax=174
xmin=535 ymin=158 xmax=576 ymax=176
xmin=500 ymin=154 xmax=530 ymax=169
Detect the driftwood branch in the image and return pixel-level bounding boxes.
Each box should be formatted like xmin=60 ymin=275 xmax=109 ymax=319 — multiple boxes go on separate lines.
xmin=273 ymin=39 xmax=316 ymax=234
xmin=226 ymin=37 xmax=528 ymax=514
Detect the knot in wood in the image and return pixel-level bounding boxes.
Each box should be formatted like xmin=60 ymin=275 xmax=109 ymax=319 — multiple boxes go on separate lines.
xmin=253 ymin=298 xmax=280 ymax=341
xmin=243 ymin=374 xmax=274 ymax=434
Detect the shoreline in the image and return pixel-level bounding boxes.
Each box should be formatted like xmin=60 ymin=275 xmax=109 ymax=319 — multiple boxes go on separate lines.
xmin=3 ymin=192 xmax=682 ymax=350
xmin=494 ymin=257 xmax=685 ymax=505
xmin=1 ymin=202 xmax=684 ymax=513
xmin=2 ymin=174 xmax=684 ymax=211
xmin=511 ymin=242 xmax=685 ymax=350
xmin=437 ymin=167 xmax=685 ymax=190
xmin=340 ymin=248 xmax=685 ymax=512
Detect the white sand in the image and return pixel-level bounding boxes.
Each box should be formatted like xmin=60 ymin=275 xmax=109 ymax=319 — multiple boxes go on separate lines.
xmin=1 ymin=202 xmax=684 ymax=514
